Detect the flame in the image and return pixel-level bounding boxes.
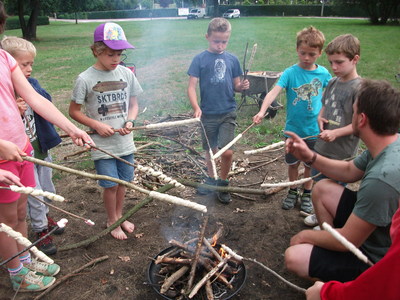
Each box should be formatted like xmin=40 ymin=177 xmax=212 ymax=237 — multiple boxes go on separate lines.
xmin=219 ymin=247 xmax=227 ymax=258
xmin=211 ymin=233 xmax=219 ymax=247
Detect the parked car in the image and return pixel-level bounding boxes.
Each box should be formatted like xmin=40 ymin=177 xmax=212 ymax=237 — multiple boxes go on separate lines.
xmin=223 ymin=9 xmax=240 ymax=18
xmin=187 ymin=8 xmax=206 ymax=19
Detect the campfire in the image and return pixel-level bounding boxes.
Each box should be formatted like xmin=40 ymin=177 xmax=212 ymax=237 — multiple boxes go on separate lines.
xmin=148 ymin=232 xmax=246 ymax=300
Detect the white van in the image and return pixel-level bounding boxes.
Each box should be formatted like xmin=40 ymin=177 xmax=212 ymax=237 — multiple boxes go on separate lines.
xmin=187 ymin=8 xmax=206 ymax=19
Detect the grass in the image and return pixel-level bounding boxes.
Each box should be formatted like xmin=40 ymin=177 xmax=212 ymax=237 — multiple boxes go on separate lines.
xmin=3 ymin=17 xmax=399 ymax=145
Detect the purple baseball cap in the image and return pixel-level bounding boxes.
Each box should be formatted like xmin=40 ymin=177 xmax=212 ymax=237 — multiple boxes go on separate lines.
xmin=93 ymin=22 xmax=134 ymax=50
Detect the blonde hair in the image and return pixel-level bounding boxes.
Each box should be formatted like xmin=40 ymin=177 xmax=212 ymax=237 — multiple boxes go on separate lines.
xmin=207 ymin=18 xmax=231 ymax=36
xmin=90 ymin=41 xmax=108 ymax=57
xmin=325 ymin=34 xmax=360 ymax=60
xmin=296 ymin=26 xmax=325 ymax=51
xmin=0 ymin=35 xmax=36 ymax=57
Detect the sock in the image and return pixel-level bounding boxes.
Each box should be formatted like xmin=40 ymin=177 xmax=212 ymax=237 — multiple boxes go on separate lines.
xmin=289 ymin=188 xmax=298 ymax=194
xmin=8 ymin=263 xmax=23 ymax=276
xmin=19 ymin=253 xmax=32 ymax=265
xmin=303 ymin=189 xmax=311 ymax=195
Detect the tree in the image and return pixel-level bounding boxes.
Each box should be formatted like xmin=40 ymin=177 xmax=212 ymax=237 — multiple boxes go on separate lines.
xmin=17 ymin=0 xmax=41 ymax=40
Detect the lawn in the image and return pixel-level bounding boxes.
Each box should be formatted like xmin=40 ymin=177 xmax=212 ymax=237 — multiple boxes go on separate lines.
xmin=3 ymin=17 xmax=399 ymax=143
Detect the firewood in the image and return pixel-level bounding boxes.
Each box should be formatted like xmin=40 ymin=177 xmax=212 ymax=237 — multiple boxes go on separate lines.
xmin=157 ymin=257 xmax=192 ymax=265
xmin=160 ymin=265 xmax=190 ymax=294
xmin=169 ymin=240 xmax=214 ymax=259
xmin=205 ymin=278 xmax=214 ymax=300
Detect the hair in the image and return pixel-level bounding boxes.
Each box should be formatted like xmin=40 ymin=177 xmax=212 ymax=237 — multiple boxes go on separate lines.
xmin=325 ymin=34 xmax=360 ymax=60
xmin=90 ymin=41 xmax=108 ymax=57
xmin=356 ymin=79 xmax=400 ymax=135
xmin=0 ymin=1 xmax=7 ymax=35
xmin=0 ymin=36 xmax=36 ymax=57
xmin=296 ymin=26 xmax=325 ymax=51
xmin=207 ymin=18 xmax=231 ymax=36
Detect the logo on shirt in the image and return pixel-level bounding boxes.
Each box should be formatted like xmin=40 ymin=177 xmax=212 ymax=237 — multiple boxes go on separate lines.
xmin=211 ymin=59 xmax=226 ymax=84
xmin=292 ymin=78 xmax=322 ymax=110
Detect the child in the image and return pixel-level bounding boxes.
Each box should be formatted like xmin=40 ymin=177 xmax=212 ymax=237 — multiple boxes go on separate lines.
xmin=1 ymin=36 xmax=65 ymax=255
xmin=0 ymin=1 xmax=94 ymax=292
xmin=187 ymin=17 xmax=249 ymax=204
xmin=69 ymin=22 xmax=143 ymax=240
xmin=253 ymin=26 xmax=331 ymax=214
xmin=304 ymin=34 xmax=361 ymax=227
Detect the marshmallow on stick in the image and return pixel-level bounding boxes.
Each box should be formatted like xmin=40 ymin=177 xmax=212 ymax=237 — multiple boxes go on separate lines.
xmin=8 ymin=185 xmax=64 ymax=202
xmin=149 ymin=191 xmax=207 ymax=213
xmin=136 ymin=118 xmax=200 ymax=130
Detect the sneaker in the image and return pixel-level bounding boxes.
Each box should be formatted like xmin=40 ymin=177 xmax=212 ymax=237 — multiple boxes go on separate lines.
xmin=10 ymin=266 xmax=55 ymax=292
xmin=24 ymin=257 xmax=60 ymax=276
xmin=300 ymin=192 xmax=314 ymax=214
xmin=313 ymin=225 xmax=321 ymax=231
xmin=216 ymin=179 xmax=231 ymax=204
xmin=304 ymin=214 xmax=319 ymax=227
xmin=47 ymin=215 xmax=65 ymax=235
xmin=197 ymin=177 xmax=217 ymax=195
xmin=36 ymin=230 xmax=57 ymax=256
xmin=282 ymin=190 xmax=298 ymax=210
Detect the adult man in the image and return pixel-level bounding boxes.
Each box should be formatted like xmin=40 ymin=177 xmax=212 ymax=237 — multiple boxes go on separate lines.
xmin=284 ymin=79 xmax=400 ymax=282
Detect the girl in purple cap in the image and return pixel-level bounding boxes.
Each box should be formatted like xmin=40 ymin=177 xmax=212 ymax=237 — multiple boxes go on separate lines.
xmin=70 ymin=22 xmax=143 ymax=240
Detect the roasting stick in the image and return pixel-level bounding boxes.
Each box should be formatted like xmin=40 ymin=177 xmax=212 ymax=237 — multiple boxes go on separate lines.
xmin=86 ymin=144 xmax=184 ymax=189
xmin=212 ymin=122 xmax=256 ymax=160
xmin=220 ymin=244 xmax=306 ymax=294
xmin=23 ymin=156 xmax=207 ymax=213
xmin=0 ymin=185 xmax=64 ymax=202
xmin=59 ymin=118 xmax=201 ymax=137
xmin=322 ymin=222 xmax=374 ymax=267
xmin=260 ymin=173 xmax=320 ymax=188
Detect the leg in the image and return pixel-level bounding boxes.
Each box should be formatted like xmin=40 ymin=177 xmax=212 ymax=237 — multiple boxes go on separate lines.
xmin=302 ymin=165 xmax=313 ymax=191
xmin=282 ymin=162 xmax=300 ymax=210
xmin=219 ymin=149 xmax=233 ymax=180
xmin=27 ymin=164 xmax=48 ymax=233
xmin=116 ymin=184 xmax=134 ymax=233
xmin=0 ymin=201 xmax=21 ymax=269
xmin=103 ymin=186 xmax=127 ymax=240
xmin=284 ymin=243 xmax=314 ymax=279
xmin=312 ymin=179 xmax=344 ymax=226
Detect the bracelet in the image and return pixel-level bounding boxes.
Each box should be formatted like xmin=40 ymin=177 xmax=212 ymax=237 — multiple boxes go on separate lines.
xmin=124 ymin=119 xmax=135 ymax=127
xmin=305 ymin=152 xmax=317 ymax=166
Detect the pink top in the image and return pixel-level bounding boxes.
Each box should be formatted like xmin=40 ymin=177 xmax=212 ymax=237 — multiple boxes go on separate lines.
xmin=0 ymin=49 xmax=29 ymax=158
xmin=321 ymin=207 xmax=400 ymax=300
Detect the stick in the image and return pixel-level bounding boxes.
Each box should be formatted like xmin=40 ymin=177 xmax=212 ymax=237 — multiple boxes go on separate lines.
xmin=322 ymin=222 xmax=374 ymax=266
xmin=0 ymin=186 xmax=65 ymax=202
xmin=209 ymin=148 xmax=218 ymax=180
xmin=246 ymin=43 xmax=257 ymax=75
xmin=212 ymin=122 xmax=256 ymax=160
xmin=261 ymin=176 xmax=313 ymax=188
xmin=160 ymin=265 xmax=190 ymax=294
xmin=33 ymin=255 xmax=109 ymax=300
xmin=23 ymin=156 xmax=206 ymax=213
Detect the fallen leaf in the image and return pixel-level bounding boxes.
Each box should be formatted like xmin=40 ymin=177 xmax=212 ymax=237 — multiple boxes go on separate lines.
xmin=100 ymin=278 xmax=108 ymax=285
xmin=118 ymin=256 xmax=131 ymax=262
xmin=135 ymin=233 xmax=144 ymax=238
xmin=234 ymin=208 xmax=245 ymax=213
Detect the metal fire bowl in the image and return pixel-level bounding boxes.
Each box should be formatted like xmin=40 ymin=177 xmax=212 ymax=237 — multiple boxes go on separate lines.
xmin=148 ymin=245 xmax=247 ymax=300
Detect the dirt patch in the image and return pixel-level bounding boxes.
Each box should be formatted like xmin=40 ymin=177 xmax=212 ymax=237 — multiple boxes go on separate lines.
xmin=0 ymin=123 xmax=312 ymax=300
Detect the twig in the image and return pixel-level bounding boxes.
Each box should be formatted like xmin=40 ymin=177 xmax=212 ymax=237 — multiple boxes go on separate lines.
xmin=33 ymin=255 xmax=109 ymax=300
xmin=322 ymin=222 xmax=374 ymax=266
xmin=161 ymin=265 xmax=190 ymax=294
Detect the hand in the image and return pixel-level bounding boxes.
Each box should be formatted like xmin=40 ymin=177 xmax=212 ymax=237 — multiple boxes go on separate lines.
xmin=289 ymin=230 xmax=311 ymax=246
xmin=318 ymin=117 xmax=328 ymax=131
xmin=193 ymin=108 xmax=202 ymax=119
xmin=69 ymin=129 xmax=96 ymax=148
xmin=252 ymin=112 xmax=264 ymax=124
xmin=0 ymin=140 xmax=26 ymax=162
xmin=119 ymin=121 xmax=134 ymax=136
xmin=284 ymin=131 xmax=315 ymax=163
xmin=319 ymin=129 xmax=337 ymax=142
xmin=241 ymin=79 xmax=250 ymax=91
xmin=306 ymin=281 xmax=324 ymax=300
xmin=93 ymin=122 xmax=115 ymax=137
xmin=0 ymin=169 xmax=23 ymax=186
xmin=16 ymin=97 xmax=27 ymax=115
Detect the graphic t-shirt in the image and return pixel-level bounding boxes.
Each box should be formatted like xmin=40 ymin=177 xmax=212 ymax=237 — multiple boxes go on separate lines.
xmin=72 ymin=65 xmax=143 ymax=160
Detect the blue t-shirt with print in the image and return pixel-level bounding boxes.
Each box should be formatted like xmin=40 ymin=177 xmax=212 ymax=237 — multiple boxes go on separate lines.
xmin=187 ymin=50 xmax=242 ymax=115
xmin=278 ymin=64 xmax=331 ymax=138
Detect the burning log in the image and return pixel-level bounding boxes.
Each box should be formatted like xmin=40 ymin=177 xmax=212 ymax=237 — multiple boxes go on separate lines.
xmin=160 ymin=265 xmax=190 ymax=295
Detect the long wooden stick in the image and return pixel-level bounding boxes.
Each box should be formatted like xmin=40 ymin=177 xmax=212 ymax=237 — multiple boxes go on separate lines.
xmin=322 ymin=222 xmax=374 ymax=266
xmin=23 ymin=156 xmax=206 ymax=213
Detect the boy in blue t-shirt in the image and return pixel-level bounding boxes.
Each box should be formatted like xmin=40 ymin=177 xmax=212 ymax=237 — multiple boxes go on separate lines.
xmin=187 ymin=18 xmax=249 ymax=204
xmin=253 ymin=26 xmax=331 ymax=214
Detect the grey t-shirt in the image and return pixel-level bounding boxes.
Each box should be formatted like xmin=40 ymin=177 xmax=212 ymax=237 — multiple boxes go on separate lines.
xmin=72 ymin=65 xmax=143 ymax=160
xmin=315 ymin=77 xmax=361 ymax=159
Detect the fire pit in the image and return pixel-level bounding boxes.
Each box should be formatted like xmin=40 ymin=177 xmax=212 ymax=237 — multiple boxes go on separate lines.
xmin=148 ymin=244 xmax=247 ymax=300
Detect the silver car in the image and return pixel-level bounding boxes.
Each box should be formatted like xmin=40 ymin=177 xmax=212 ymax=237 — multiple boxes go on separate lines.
xmin=223 ymin=9 xmax=240 ymax=18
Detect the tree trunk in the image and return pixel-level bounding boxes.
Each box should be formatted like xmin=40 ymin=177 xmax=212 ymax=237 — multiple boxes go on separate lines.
xmin=17 ymin=0 xmax=40 ymax=41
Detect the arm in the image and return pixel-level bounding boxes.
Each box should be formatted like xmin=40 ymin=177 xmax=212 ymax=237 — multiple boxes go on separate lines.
xmin=306 ymin=281 xmax=324 ymax=300
xmin=291 ymin=213 xmax=376 ymax=251
xmin=317 ymin=106 xmax=327 ymax=132
xmin=11 ymin=66 xmax=94 ymax=147
xmin=119 ymin=96 xmax=138 ymax=135
xmin=69 ymin=101 xmax=115 ymax=137
xmin=0 ymin=139 xmax=26 ymax=162
xmin=252 ymin=85 xmax=282 ymax=124
xmin=285 ymin=131 xmax=364 ymax=183
xmin=188 ymin=76 xmax=202 ymax=118
xmin=320 ymin=124 xmax=354 ymax=143
xmin=233 ymin=77 xmax=249 ymax=93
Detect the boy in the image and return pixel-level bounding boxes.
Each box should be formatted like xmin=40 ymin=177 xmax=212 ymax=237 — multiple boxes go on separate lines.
xmin=1 ymin=36 xmax=65 ymax=255
xmin=0 ymin=1 xmax=93 ymax=292
xmin=187 ymin=18 xmax=249 ymax=204
xmin=69 ymin=22 xmax=143 ymax=240
xmin=304 ymin=34 xmax=361 ymax=227
xmin=253 ymin=26 xmax=331 ymax=214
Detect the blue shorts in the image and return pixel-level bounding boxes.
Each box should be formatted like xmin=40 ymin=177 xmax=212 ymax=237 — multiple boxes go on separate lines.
xmin=201 ymin=111 xmax=237 ymax=150
xmin=311 ymin=167 xmax=347 ymax=186
xmin=285 ymin=138 xmax=316 ymax=166
xmin=94 ymin=154 xmax=134 ymax=188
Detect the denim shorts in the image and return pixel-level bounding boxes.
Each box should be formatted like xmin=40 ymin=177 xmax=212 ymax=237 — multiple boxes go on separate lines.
xmin=311 ymin=167 xmax=347 ymax=186
xmin=94 ymin=154 xmax=134 ymax=188
xmin=201 ymin=111 xmax=237 ymax=150
xmin=285 ymin=138 xmax=316 ymax=166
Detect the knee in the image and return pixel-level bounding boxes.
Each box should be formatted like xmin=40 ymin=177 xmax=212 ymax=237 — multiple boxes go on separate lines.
xmin=284 ymin=247 xmax=299 ymax=272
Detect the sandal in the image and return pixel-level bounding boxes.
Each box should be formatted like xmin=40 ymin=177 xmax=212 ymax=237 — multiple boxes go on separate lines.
xmin=300 ymin=192 xmax=314 ymax=214
xmin=282 ymin=190 xmax=298 ymax=210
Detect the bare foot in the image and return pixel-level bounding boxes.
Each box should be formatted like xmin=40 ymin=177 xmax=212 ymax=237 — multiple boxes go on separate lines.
xmin=110 ymin=226 xmax=127 ymax=240
xmin=121 ymin=220 xmax=135 ymax=233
